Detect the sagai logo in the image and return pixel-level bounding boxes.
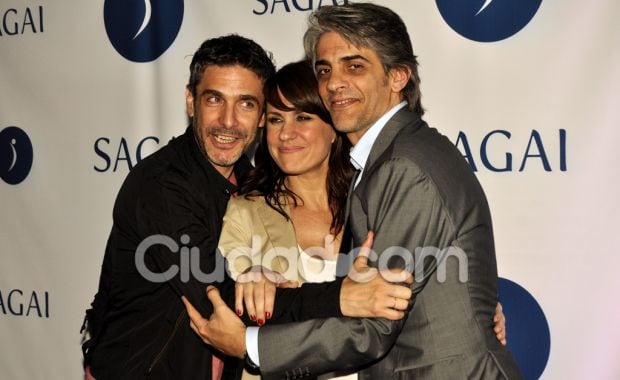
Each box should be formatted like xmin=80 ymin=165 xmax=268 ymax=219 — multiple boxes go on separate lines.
xmin=104 ymin=0 xmax=184 ymax=62
xmin=0 ymin=288 xmax=50 ymax=318
xmin=94 ymin=135 xmax=160 ymax=172
xmin=436 ymin=0 xmax=543 ymax=42
xmin=0 ymin=6 xmax=44 ymax=37
xmin=253 ymin=0 xmax=348 ymax=16
xmin=455 ymin=129 xmax=567 ymax=172
xmin=0 ymin=126 xmax=33 ymax=185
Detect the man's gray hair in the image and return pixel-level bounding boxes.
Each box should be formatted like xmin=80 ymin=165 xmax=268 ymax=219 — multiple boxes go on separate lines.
xmin=303 ymin=2 xmax=424 ymax=116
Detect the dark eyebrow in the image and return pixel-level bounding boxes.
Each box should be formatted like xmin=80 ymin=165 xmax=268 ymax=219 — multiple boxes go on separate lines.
xmin=315 ymin=54 xmax=370 ymax=68
xmin=315 ymin=59 xmax=330 ymax=68
xmin=341 ymin=54 xmax=370 ymax=63
xmin=239 ymin=94 xmax=261 ymax=104
xmin=200 ymin=89 xmax=222 ymax=98
xmin=200 ymin=89 xmax=260 ymax=105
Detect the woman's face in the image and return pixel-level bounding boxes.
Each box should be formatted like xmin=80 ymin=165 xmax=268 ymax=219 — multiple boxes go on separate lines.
xmin=265 ymin=92 xmax=336 ymax=177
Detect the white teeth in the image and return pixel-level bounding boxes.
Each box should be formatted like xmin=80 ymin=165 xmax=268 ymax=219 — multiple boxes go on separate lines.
xmin=214 ymin=135 xmax=236 ymax=143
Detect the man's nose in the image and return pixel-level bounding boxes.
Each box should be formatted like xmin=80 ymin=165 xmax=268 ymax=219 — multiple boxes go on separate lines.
xmin=220 ymin=103 xmax=238 ymax=128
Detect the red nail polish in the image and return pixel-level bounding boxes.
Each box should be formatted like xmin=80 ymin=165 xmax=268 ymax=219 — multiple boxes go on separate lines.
xmin=250 ymin=314 xmax=256 ymax=321
xmin=266 ymin=312 xmax=271 ymax=319
xmin=258 ymin=319 xmax=264 ymax=326
xmin=236 ymin=309 xmax=242 ymax=316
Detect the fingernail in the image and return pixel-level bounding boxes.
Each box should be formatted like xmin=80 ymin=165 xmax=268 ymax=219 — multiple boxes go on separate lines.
xmin=250 ymin=314 xmax=256 ymax=321
xmin=236 ymin=309 xmax=242 ymax=316
xmin=266 ymin=312 xmax=271 ymax=319
xmin=258 ymin=319 xmax=264 ymax=326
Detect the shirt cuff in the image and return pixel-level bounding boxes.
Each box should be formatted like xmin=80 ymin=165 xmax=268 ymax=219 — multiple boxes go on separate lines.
xmin=246 ymin=326 xmax=261 ymax=366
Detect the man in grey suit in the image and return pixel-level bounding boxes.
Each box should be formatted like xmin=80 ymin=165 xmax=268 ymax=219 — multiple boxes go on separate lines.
xmin=184 ymin=3 xmax=521 ymax=379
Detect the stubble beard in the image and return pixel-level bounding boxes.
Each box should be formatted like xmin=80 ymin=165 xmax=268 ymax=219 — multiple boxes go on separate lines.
xmin=192 ymin=120 xmax=248 ymax=169
xmin=332 ymin=112 xmax=369 ymax=136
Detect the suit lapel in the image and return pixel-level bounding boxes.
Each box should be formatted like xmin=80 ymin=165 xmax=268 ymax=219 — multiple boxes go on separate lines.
xmin=365 ymin=108 xmax=422 ymax=174
xmin=345 ymin=108 xmax=424 ymax=245
xmin=343 ymin=168 xmax=361 ymax=222
xmin=343 ymin=109 xmax=423 ymax=258
xmin=339 ymin=168 xmax=361 ymax=255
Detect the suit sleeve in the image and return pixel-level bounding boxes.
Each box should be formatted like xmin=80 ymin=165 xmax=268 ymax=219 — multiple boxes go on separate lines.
xmin=258 ymin=158 xmax=454 ymax=379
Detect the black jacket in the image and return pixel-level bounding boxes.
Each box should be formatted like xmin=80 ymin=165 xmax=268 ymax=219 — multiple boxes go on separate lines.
xmin=82 ymin=127 xmax=343 ymax=379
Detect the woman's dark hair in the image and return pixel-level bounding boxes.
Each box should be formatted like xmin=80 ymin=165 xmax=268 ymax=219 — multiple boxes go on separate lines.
xmin=240 ymin=60 xmax=353 ymax=234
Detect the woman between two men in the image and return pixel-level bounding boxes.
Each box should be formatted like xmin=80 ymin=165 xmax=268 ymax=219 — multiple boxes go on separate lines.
xmin=189 ymin=60 xmax=507 ymax=379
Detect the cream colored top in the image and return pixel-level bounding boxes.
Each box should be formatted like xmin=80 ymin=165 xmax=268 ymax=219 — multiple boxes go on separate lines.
xmin=221 ymin=195 xmax=356 ymax=380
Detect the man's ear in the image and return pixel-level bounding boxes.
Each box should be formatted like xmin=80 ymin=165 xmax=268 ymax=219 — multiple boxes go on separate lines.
xmin=185 ymin=87 xmax=195 ymax=118
xmin=389 ymin=66 xmax=412 ymax=93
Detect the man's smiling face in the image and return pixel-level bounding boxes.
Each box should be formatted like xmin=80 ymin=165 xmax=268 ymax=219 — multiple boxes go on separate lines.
xmin=186 ymin=64 xmax=264 ymax=176
xmin=315 ymin=32 xmax=404 ymax=144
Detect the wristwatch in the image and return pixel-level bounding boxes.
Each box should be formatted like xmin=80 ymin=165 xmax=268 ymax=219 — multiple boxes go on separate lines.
xmin=244 ymin=351 xmax=261 ymax=375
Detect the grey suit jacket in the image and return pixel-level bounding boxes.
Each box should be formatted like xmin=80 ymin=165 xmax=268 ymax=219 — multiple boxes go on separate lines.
xmin=258 ymin=108 xmax=522 ymax=380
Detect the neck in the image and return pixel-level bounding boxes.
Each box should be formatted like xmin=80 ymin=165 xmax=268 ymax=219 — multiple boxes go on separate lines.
xmin=212 ymin=163 xmax=234 ymax=179
xmin=348 ymin=96 xmax=405 ymax=145
xmin=347 ymin=130 xmax=366 ymax=146
xmin=284 ymin=171 xmax=329 ymax=211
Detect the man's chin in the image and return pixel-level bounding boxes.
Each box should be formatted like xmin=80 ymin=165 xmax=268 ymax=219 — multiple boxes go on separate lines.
xmin=333 ymin=122 xmax=358 ymax=134
xmin=208 ymin=154 xmax=241 ymax=169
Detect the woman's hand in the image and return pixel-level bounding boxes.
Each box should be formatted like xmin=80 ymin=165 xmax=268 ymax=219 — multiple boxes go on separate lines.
xmin=235 ymin=266 xmax=298 ymax=326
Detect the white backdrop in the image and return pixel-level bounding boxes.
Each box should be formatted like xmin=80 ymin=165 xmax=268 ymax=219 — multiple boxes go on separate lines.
xmin=1 ymin=0 xmax=620 ymax=379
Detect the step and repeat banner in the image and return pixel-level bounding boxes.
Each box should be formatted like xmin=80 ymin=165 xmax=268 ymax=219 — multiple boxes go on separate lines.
xmin=1 ymin=1 xmax=619 ymax=379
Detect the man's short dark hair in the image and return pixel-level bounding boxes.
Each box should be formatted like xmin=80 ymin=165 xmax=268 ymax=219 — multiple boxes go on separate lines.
xmin=187 ymin=34 xmax=275 ymax=95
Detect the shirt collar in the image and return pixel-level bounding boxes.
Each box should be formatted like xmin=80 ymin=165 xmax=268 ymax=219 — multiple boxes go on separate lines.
xmin=349 ymin=101 xmax=407 ymax=171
